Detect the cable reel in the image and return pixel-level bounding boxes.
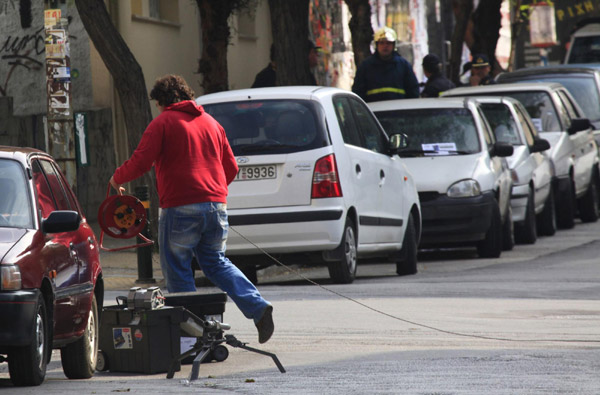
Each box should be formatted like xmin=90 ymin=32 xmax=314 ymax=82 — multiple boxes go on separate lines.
xmin=97 ymin=184 xmax=154 ymax=251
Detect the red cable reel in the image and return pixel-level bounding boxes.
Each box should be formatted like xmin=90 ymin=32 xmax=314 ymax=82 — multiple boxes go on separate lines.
xmin=97 ymin=184 xmax=154 ymax=251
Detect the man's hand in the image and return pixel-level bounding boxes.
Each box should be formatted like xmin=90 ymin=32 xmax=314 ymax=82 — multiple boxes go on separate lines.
xmin=109 ymin=175 xmax=125 ymax=195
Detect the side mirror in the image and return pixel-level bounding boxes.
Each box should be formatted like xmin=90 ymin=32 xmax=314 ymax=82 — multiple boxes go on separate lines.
xmin=530 ymin=138 xmax=551 ymax=153
xmin=42 ymin=210 xmax=81 ymax=233
xmin=388 ymin=133 xmax=409 ymax=153
xmin=490 ymin=141 xmax=514 ymax=157
xmin=567 ymin=118 xmax=592 ymax=135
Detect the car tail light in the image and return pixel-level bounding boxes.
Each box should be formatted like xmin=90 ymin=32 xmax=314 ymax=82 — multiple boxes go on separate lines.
xmin=312 ymin=154 xmax=342 ymax=198
xmin=1 ymin=265 xmax=22 ymax=290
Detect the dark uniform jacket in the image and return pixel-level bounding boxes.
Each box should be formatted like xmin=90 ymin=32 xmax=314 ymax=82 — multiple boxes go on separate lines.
xmin=251 ymin=63 xmax=317 ymax=87
xmin=352 ymin=51 xmax=420 ymax=102
xmin=251 ymin=63 xmax=276 ymax=88
xmin=421 ymin=73 xmax=456 ymax=98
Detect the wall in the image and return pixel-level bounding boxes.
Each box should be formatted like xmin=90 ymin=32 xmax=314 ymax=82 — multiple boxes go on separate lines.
xmin=0 ymin=1 xmax=96 ymax=115
xmin=114 ymin=0 xmax=202 ymax=117
xmin=0 ymin=96 xmax=114 ymax=220
xmin=228 ymin=1 xmax=273 ymax=90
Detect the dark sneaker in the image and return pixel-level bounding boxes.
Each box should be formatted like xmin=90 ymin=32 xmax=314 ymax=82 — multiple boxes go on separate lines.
xmin=255 ymin=305 xmax=274 ymax=344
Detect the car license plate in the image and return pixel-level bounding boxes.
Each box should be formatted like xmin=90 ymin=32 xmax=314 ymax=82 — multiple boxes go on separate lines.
xmin=235 ymin=165 xmax=277 ymax=181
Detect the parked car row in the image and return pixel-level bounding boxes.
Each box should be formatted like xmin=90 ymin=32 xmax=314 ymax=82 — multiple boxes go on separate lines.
xmin=197 ymin=73 xmax=600 ymax=286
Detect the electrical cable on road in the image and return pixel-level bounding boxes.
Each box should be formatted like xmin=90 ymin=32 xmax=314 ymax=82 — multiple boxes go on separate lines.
xmin=230 ymin=226 xmax=600 ymax=344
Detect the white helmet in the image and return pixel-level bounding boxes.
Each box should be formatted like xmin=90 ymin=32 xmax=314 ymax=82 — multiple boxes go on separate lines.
xmin=373 ymin=27 xmax=397 ymax=43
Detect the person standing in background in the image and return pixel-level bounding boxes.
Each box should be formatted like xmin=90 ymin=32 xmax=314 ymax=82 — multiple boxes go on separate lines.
xmin=352 ymin=27 xmax=420 ymax=102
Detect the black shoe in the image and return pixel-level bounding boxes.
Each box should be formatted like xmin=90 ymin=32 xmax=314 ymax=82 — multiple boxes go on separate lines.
xmin=255 ymin=305 xmax=274 ymax=344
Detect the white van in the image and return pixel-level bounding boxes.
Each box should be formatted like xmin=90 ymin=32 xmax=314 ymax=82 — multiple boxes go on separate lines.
xmin=564 ymin=18 xmax=600 ymax=64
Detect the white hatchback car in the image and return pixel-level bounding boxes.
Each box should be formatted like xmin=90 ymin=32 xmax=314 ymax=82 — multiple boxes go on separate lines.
xmin=196 ymin=87 xmax=421 ymax=284
xmin=475 ymin=96 xmax=554 ymax=244
xmin=370 ymin=98 xmax=513 ymax=258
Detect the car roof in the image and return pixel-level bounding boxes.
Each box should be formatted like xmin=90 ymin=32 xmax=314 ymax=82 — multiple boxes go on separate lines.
xmin=497 ymin=65 xmax=600 ymax=81
xmin=0 ymin=146 xmax=48 ymax=163
xmin=368 ymin=97 xmax=476 ymax=112
xmin=196 ymin=86 xmax=352 ymax=105
xmin=444 ymin=82 xmax=564 ymax=96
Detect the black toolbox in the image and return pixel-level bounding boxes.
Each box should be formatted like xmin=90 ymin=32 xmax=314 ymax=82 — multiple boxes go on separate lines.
xmin=98 ymin=305 xmax=185 ymax=374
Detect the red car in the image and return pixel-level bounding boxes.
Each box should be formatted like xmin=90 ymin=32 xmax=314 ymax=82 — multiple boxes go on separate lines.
xmin=0 ymin=147 xmax=103 ymax=386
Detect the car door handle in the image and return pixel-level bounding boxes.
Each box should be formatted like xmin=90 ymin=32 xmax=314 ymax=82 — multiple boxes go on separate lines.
xmin=355 ymin=164 xmax=361 ymax=174
xmin=379 ymin=169 xmax=385 ymax=186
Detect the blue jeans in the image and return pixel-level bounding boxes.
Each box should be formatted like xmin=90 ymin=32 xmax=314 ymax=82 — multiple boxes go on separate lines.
xmin=159 ymin=202 xmax=270 ymax=321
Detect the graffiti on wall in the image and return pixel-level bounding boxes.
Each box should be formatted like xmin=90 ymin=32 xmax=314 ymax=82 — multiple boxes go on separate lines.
xmin=0 ymin=0 xmax=42 ymax=96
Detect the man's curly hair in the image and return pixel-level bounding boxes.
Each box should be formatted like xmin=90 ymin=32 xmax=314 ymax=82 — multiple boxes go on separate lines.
xmin=150 ymin=74 xmax=195 ymax=107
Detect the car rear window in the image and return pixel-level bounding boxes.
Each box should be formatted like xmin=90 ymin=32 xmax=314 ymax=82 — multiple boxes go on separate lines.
xmin=568 ymin=36 xmax=600 ymax=64
xmin=203 ymin=99 xmax=329 ymax=156
xmin=375 ymin=108 xmax=481 ymax=156
xmin=0 ymin=159 xmax=33 ymax=229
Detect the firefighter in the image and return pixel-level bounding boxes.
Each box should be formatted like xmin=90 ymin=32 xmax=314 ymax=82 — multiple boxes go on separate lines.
xmin=352 ymin=27 xmax=420 ymax=102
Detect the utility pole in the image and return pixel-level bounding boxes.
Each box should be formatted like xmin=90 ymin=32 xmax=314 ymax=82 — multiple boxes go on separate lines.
xmin=44 ymin=5 xmax=76 ymax=191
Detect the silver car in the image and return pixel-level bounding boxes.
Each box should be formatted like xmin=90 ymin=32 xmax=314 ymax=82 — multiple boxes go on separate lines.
xmin=475 ymin=96 xmax=554 ymax=244
xmin=444 ymin=82 xmax=600 ymax=229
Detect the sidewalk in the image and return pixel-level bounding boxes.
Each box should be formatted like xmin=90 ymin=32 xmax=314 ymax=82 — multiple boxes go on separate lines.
xmin=89 ymin=220 xmax=166 ymax=291
xmin=90 ymin=220 xmax=295 ymax=291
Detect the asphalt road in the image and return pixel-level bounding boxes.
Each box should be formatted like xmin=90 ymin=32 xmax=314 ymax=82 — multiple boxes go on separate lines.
xmin=2 ymin=219 xmax=600 ymax=394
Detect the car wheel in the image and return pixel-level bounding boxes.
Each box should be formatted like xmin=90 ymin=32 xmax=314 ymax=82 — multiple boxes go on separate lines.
xmin=477 ymin=202 xmax=502 ymax=258
xmin=328 ymin=217 xmax=357 ymax=284
xmin=8 ymin=292 xmax=49 ymax=387
xmin=396 ymin=213 xmax=418 ymax=276
xmin=514 ymin=188 xmax=537 ymax=244
xmin=578 ymin=171 xmax=599 ymax=223
xmin=61 ymin=295 xmax=98 ymax=379
xmin=556 ymin=178 xmax=576 ymax=229
xmin=96 ymin=350 xmax=109 ymax=372
xmin=537 ymin=185 xmax=556 ymax=236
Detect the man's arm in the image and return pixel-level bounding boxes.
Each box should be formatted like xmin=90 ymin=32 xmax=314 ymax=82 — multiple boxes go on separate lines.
xmin=221 ymin=128 xmax=239 ymax=185
xmin=113 ymin=122 xmax=163 ymax=185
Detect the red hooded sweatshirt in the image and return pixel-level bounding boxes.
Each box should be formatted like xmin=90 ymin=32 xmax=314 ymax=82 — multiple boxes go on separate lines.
xmin=113 ymin=100 xmax=238 ymax=208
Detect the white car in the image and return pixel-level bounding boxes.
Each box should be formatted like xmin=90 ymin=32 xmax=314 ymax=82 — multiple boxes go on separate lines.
xmin=444 ymin=82 xmax=600 ymax=229
xmin=196 ymin=87 xmax=421 ymax=284
xmin=475 ymin=96 xmax=554 ymax=244
xmin=370 ymin=98 xmax=513 ymax=258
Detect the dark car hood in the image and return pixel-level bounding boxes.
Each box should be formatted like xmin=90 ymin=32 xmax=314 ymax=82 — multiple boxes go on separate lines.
xmin=0 ymin=228 xmax=27 ymax=262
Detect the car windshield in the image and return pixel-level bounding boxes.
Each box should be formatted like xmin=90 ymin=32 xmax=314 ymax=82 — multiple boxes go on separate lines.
xmin=495 ymin=91 xmax=561 ymax=133
xmin=375 ymin=108 xmax=481 ymax=157
xmin=568 ymin=36 xmax=600 ymax=63
xmin=480 ymin=103 xmax=523 ymax=145
xmin=519 ymin=76 xmax=600 ymax=124
xmin=202 ymin=99 xmax=329 ymax=156
xmin=0 ymin=159 xmax=33 ymax=228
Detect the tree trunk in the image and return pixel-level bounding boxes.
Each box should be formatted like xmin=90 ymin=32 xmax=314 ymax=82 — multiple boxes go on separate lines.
xmin=196 ymin=0 xmax=235 ymax=94
xmin=344 ymin=0 xmax=373 ymax=68
xmin=450 ymin=0 xmax=473 ymax=84
xmin=268 ymin=0 xmax=312 ymax=85
xmin=74 ymin=0 xmax=158 ymax=239
xmin=471 ymin=0 xmax=503 ymax=76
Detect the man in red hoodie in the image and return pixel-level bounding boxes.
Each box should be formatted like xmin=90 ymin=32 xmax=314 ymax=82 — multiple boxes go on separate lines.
xmin=109 ymin=75 xmax=274 ymax=344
